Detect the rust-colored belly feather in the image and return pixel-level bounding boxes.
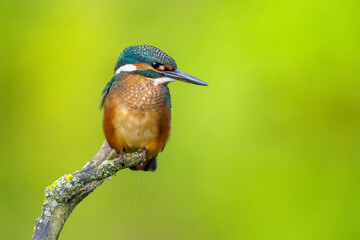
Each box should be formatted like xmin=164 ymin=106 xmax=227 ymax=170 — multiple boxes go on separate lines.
xmin=102 ymin=74 xmax=171 ymax=163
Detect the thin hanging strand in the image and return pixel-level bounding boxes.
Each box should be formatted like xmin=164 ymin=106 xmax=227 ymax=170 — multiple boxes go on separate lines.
xmin=131 ymin=174 xmax=141 ymax=240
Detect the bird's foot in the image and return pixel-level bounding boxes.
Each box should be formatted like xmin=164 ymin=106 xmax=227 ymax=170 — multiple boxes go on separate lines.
xmin=140 ymin=149 xmax=148 ymax=164
xmin=119 ymin=148 xmax=125 ymax=166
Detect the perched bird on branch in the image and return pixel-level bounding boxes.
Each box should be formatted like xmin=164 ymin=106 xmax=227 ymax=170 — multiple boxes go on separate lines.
xmin=101 ymin=45 xmax=208 ymax=171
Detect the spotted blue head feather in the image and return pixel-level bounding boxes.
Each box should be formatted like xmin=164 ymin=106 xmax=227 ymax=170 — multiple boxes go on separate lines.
xmin=114 ymin=45 xmax=177 ymax=73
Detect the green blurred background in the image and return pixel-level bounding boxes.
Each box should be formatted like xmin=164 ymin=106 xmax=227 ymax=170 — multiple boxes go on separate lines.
xmin=1 ymin=0 xmax=359 ymax=239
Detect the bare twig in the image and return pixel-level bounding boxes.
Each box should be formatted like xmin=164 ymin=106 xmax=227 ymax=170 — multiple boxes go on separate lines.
xmin=32 ymin=141 xmax=143 ymax=240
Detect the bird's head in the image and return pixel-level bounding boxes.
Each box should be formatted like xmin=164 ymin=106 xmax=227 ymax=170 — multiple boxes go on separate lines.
xmin=113 ymin=45 xmax=208 ymax=86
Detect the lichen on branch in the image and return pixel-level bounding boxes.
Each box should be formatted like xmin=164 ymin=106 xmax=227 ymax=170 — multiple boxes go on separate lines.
xmin=32 ymin=141 xmax=143 ymax=240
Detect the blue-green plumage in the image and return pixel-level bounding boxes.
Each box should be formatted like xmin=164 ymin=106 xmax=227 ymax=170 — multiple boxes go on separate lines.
xmin=166 ymin=88 xmax=172 ymax=113
xmin=132 ymin=70 xmax=164 ymax=79
xmin=100 ymin=73 xmax=124 ymax=108
xmin=114 ymin=45 xmax=177 ymax=72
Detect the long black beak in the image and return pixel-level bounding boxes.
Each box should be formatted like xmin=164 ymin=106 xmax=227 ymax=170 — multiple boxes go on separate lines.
xmin=164 ymin=69 xmax=209 ymax=86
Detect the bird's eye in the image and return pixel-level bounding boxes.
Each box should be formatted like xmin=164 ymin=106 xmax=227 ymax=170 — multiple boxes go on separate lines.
xmin=152 ymin=62 xmax=166 ymax=71
xmin=152 ymin=62 xmax=160 ymax=69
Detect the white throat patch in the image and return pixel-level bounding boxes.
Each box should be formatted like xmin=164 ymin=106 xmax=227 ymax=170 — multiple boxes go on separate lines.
xmin=153 ymin=77 xmax=176 ymax=85
xmin=115 ymin=64 xmax=137 ymax=75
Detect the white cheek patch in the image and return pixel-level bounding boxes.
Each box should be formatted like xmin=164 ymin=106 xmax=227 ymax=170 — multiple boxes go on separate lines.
xmin=115 ymin=64 xmax=137 ymax=74
xmin=153 ymin=77 xmax=176 ymax=85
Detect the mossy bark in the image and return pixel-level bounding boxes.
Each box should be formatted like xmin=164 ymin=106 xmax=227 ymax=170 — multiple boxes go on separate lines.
xmin=32 ymin=141 xmax=143 ymax=240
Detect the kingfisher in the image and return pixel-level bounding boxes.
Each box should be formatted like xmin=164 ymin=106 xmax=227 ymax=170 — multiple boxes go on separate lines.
xmin=101 ymin=45 xmax=208 ymax=171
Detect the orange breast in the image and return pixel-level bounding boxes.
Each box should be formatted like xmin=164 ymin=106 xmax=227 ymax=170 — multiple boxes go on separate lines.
xmin=102 ymin=74 xmax=171 ymax=161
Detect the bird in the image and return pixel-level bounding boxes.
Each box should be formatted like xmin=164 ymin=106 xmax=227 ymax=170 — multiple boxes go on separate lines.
xmin=101 ymin=45 xmax=208 ymax=171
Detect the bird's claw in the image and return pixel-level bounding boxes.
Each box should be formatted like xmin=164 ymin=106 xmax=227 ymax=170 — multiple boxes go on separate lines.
xmin=119 ymin=148 xmax=125 ymax=166
xmin=140 ymin=149 xmax=148 ymax=163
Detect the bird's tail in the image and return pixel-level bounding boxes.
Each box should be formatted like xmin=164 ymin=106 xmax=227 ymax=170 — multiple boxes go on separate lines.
xmin=130 ymin=156 xmax=157 ymax=172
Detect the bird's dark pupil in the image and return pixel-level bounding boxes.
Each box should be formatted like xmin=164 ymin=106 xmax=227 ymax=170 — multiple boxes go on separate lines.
xmin=152 ymin=62 xmax=160 ymax=69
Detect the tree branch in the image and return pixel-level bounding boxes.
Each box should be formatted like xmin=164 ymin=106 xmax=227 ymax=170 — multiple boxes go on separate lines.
xmin=32 ymin=141 xmax=143 ymax=240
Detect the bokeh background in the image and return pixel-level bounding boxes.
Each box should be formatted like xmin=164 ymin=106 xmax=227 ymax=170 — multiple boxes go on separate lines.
xmin=1 ymin=0 xmax=359 ymax=239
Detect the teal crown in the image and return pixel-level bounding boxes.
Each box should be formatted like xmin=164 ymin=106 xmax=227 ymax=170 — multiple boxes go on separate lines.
xmin=114 ymin=45 xmax=177 ymax=73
